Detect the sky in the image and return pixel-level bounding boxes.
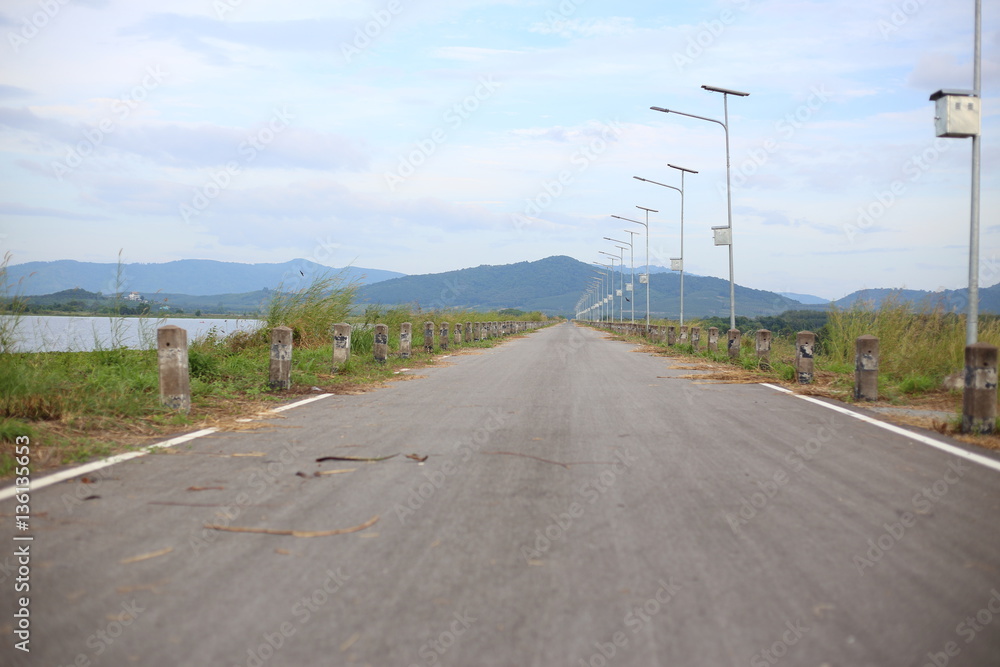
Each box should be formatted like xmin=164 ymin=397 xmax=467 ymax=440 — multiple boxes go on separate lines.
xmin=0 ymin=0 xmax=997 ymax=301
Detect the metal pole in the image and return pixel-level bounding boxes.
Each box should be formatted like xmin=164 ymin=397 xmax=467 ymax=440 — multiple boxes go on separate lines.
xmin=968 ymin=0 xmax=982 ymax=344
xmin=722 ymin=93 xmax=736 ymax=331
xmin=679 ymin=170 xmax=686 ymax=326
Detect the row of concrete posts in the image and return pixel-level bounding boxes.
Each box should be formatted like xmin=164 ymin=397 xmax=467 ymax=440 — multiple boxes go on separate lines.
xmin=584 ymin=322 xmax=997 ymax=435
xmin=156 ymin=321 xmax=540 ymax=414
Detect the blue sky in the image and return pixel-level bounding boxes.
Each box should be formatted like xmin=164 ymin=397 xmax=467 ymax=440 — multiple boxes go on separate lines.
xmin=0 ymin=0 xmax=997 ymax=300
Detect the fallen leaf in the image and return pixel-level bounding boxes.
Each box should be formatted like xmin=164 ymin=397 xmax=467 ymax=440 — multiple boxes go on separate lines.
xmin=187 ymin=486 xmax=225 ymax=492
xmin=203 ymin=515 xmax=380 ymax=538
xmin=232 ymin=452 xmax=266 ymax=457
xmin=120 ymin=547 xmax=173 ymax=564
xmin=314 ymin=468 xmax=356 ymax=476
xmin=83 ymin=495 xmax=101 ymax=501
xmin=316 ymin=454 xmax=399 ymax=463
xmin=340 ymin=632 xmax=361 ymax=652
xmin=295 ymin=472 xmax=310 ymax=478
xmin=405 ymin=453 xmax=428 ymax=462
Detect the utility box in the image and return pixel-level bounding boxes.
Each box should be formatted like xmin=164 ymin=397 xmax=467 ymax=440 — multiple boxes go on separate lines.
xmin=670 ymin=258 xmax=683 ymax=271
xmin=639 ymin=274 xmax=648 ymax=284
xmin=930 ymin=89 xmax=980 ymax=138
xmin=712 ymin=226 xmax=732 ymax=246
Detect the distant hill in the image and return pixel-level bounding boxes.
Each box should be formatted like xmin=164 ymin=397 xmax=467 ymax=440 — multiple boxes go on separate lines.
xmin=832 ymin=285 xmax=1000 ymax=313
xmin=779 ymin=292 xmax=830 ymax=305
xmin=357 ymin=255 xmax=806 ymax=317
xmin=7 ymin=259 xmax=405 ymax=296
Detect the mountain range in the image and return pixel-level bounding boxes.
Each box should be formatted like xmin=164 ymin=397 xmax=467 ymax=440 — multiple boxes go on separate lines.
xmin=8 ymin=256 xmax=999 ymax=318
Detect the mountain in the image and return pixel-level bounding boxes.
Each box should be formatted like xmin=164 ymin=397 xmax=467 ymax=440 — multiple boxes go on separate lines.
xmin=831 ymin=285 xmax=1000 ymax=313
xmin=779 ymin=292 xmax=830 ymax=305
xmin=6 ymin=259 xmax=405 ymax=296
xmin=356 ymin=255 xmax=805 ymax=317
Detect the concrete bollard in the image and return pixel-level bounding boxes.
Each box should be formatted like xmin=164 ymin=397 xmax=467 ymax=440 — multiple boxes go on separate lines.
xmin=854 ymin=335 xmax=878 ymax=401
xmin=691 ymin=326 xmax=701 ymax=351
xmin=756 ymin=329 xmax=772 ymax=368
xmin=466 ymin=321 xmax=473 ymax=343
xmin=400 ymin=322 xmax=412 ymax=359
xmin=333 ymin=323 xmax=352 ymax=368
xmin=472 ymin=322 xmax=481 ymax=342
xmin=795 ymin=331 xmax=816 ymax=384
xmin=455 ymin=323 xmax=463 ymax=345
xmin=727 ymin=329 xmax=741 ymax=360
xmin=374 ymin=324 xmax=388 ymax=363
xmin=667 ymin=326 xmax=676 ymax=346
xmin=962 ymin=343 xmax=998 ymax=434
xmin=424 ymin=321 xmax=435 ymax=352
xmin=679 ymin=325 xmax=689 ymax=345
xmin=708 ymin=327 xmax=719 ymax=353
xmin=268 ymin=326 xmax=293 ymax=390
xmin=440 ymin=323 xmax=449 ymax=351
xmin=157 ymin=325 xmax=190 ymax=413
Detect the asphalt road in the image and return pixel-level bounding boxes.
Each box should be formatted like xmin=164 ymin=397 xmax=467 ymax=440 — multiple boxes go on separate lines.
xmin=2 ymin=321 xmax=1000 ymax=666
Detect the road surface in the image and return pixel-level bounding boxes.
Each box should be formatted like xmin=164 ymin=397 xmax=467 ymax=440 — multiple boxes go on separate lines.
xmin=2 ymin=322 xmax=999 ymax=666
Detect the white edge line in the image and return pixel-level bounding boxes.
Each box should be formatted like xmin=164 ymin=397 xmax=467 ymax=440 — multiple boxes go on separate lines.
xmin=1 ymin=393 xmax=336 ymax=502
xmin=760 ymin=383 xmax=1000 ymax=475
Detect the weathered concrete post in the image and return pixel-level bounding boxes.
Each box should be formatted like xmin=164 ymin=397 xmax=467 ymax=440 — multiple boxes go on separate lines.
xmin=795 ymin=331 xmax=816 ymax=384
xmin=756 ymin=329 xmax=772 ymax=368
xmin=962 ymin=343 xmax=998 ymax=434
xmin=465 ymin=321 xmax=473 ymax=343
xmin=472 ymin=322 xmax=481 ymax=341
xmin=708 ymin=327 xmax=719 ymax=353
xmin=854 ymin=335 xmax=878 ymax=401
xmin=727 ymin=329 xmax=742 ymax=360
xmin=157 ymin=325 xmax=190 ymax=413
xmin=268 ymin=326 xmax=293 ymax=390
xmin=424 ymin=321 xmax=435 ymax=352
xmin=679 ymin=325 xmax=689 ymax=345
xmin=440 ymin=323 xmax=449 ymax=351
xmin=691 ymin=326 xmax=701 ymax=351
xmin=400 ymin=322 xmax=412 ymax=359
xmin=667 ymin=326 xmax=676 ymax=346
xmin=374 ymin=324 xmax=388 ymax=363
xmin=455 ymin=322 xmax=463 ymax=345
xmin=332 ymin=323 xmax=351 ymax=368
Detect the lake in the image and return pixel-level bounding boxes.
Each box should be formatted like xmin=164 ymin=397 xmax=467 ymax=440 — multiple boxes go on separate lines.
xmin=3 ymin=315 xmax=262 ymax=353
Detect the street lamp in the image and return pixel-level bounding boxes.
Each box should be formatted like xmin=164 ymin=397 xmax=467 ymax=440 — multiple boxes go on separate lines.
xmin=592 ymin=263 xmax=611 ymax=322
xmin=605 ymin=236 xmax=634 ymax=323
xmin=612 ymin=213 xmax=651 ymax=330
xmin=598 ymin=251 xmax=622 ymax=322
xmin=652 ymin=84 xmax=748 ymax=330
xmin=634 ymin=163 xmax=697 ymax=325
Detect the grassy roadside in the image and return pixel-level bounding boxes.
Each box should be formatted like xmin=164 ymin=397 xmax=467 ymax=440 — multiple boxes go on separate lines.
xmin=582 ymin=305 xmax=1000 ymax=452
xmin=0 ymin=303 xmax=555 ymax=478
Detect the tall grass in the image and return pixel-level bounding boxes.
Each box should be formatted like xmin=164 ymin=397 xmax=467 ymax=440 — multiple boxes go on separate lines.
xmin=262 ymin=270 xmax=357 ymax=347
xmin=0 ymin=252 xmax=27 ymax=354
xmin=823 ymin=297 xmax=1000 ymax=386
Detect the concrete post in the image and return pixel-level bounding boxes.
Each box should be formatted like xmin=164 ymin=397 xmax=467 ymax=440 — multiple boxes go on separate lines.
xmin=962 ymin=343 xmax=998 ymax=434
xmin=667 ymin=326 xmax=676 ymax=346
xmin=795 ymin=331 xmax=815 ymax=384
xmin=268 ymin=326 xmax=293 ymax=390
xmin=472 ymin=322 xmax=481 ymax=342
xmin=708 ymin=327 xmax=719 ymax=353
xmin=679 ymin=325 xmax=689 ymax=345
xmin=854 ymin=335 xmax=878 ymax=401
xmin=400 ymin=322 xmax=412 ymax=359
xmin=424 ymin=321 xmax=435 ymax=352
xmin=157 ymin=325 xmax=190 ymax=413
xmin=440 ymin=323 xmax=449 ymax=351
xmin=332 ymin=323 xmax=351 ymax=368
xmin=455 ymin=322 xmax=463 ymax=345
xmin=374 ymin=324 xmax=388 ymax=363
xmin=466 ymin=321 xmax=473 ymax=343
xmin=756 ymin=329 xmax=772 ymax=368
xmin=727 ymin=329 xmax=742 ymax=360
xmin=691 ymin=326 xmax=701 ymax=351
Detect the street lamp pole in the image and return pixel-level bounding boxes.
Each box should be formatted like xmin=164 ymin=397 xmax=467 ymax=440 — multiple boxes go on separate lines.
xmin=599 ymin=251 xmax=622 ymax=322
xmin=636 ymin=206 xmax=657 ymax=330
xmin=652 ymin=84 xmax=747 ymax=330
xmin=605 ymin=236 xmax=634 ymax=323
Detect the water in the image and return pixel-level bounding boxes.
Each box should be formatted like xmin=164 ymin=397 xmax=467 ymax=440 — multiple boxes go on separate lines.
xmin=3 ymin=315 xmax=262 ymax=353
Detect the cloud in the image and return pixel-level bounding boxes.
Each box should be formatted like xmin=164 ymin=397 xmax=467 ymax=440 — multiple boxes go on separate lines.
xmin=0 ymin=202 xmax=109 ymax=221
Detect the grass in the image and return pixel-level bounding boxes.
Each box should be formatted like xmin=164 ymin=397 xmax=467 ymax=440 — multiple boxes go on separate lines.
xmin=0 ymin=277 xmax=557 ymax=477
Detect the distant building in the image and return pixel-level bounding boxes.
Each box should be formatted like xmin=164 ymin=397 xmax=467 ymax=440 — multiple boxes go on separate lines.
xmin=125 ymin=291 xmax=144 ymax=302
